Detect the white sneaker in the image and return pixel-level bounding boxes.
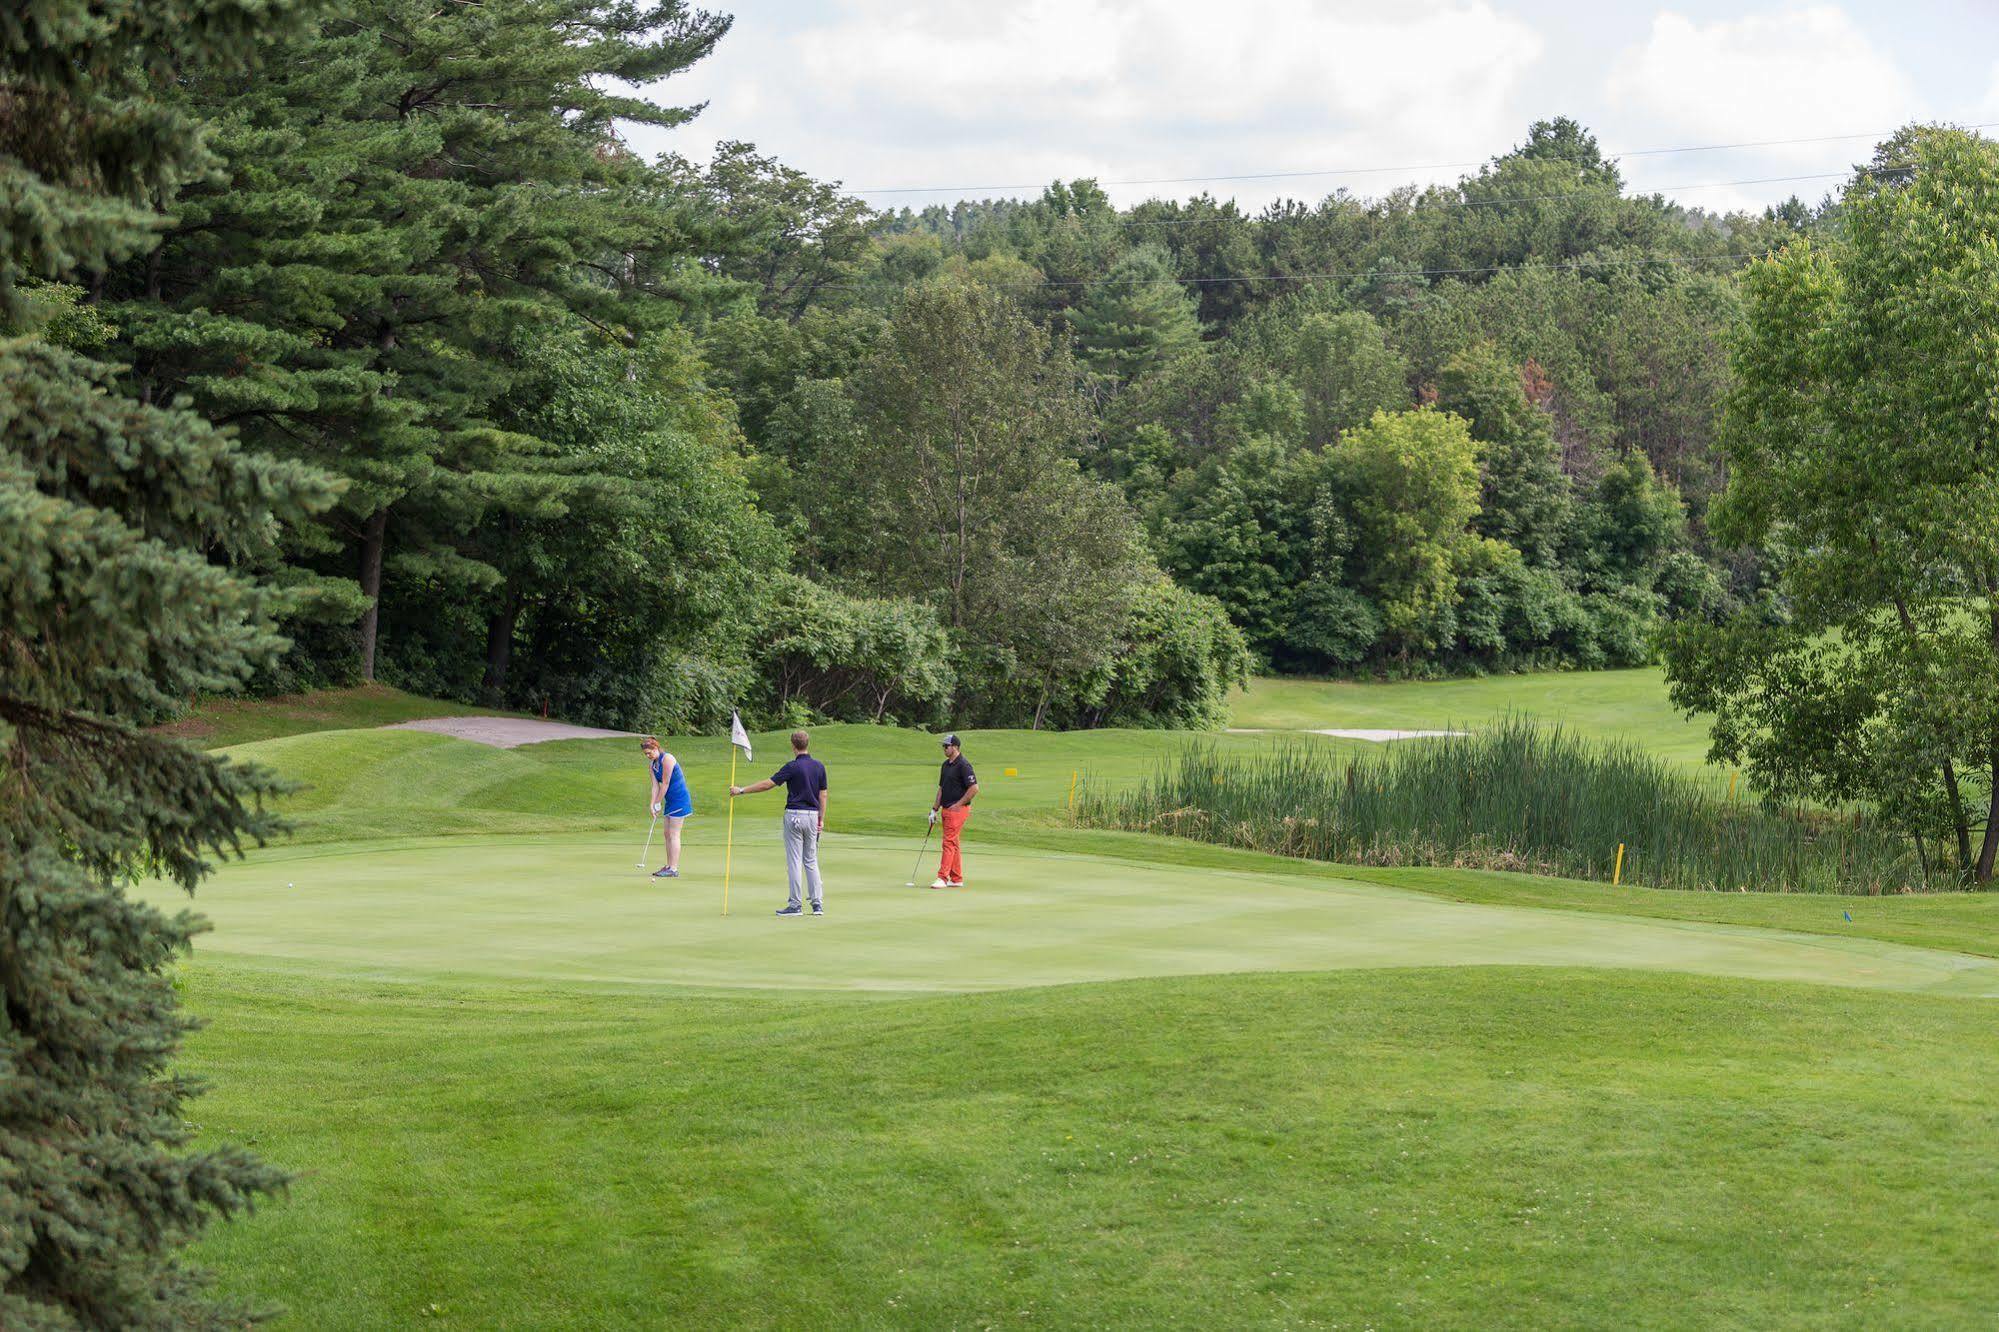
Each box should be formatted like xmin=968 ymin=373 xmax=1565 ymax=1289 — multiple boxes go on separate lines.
xmin=929 ymin=877 xmax=950 ymax=889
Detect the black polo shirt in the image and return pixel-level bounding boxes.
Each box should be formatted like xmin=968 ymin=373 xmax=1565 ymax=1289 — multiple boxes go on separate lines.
xmin=771 ymin=754 xmax=828 ymax=811
xmin=938 ymin=754 xmax=977 ymax=807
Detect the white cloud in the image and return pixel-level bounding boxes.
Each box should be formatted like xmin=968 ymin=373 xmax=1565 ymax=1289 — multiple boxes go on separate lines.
xmin=626 ymin=1 xmax=1989 ymax=217
xmin=638 ymin=0 xmax=1546 ymax=208
xmin=1604 ymin=7 xmax=1921 ymax=208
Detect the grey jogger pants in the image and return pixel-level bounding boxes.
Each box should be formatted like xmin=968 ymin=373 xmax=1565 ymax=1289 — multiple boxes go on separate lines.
xmin=783 ymin=809 xmax=824 ymax=909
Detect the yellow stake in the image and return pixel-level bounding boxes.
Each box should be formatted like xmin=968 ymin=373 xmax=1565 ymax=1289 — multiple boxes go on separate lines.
xmin=722 ymin=748 xmax=737 ymax=917
xmin=1613 ymin=842 xmax=1626 ymax=887
xmin=1067 ymin=769 xmax=1078 ymax=810
xmin=1728 ymin=770 xmax=1739 ymax=800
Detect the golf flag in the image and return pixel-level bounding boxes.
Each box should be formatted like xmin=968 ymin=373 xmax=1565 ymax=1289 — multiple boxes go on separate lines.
xmin=722 ymin=710 xmax=749 ymax=917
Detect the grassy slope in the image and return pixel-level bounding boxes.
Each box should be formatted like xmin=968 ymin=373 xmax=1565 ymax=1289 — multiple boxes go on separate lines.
xmin=224 ymin=721 xmax=1366 ymax=845
xmin=156 ymin=684 xmax=515 ymax=749
xmin=1233 ymin=669 xmax=1716 ymax=772
xmin=185 ymin=965 xmax=1999 ymax=1329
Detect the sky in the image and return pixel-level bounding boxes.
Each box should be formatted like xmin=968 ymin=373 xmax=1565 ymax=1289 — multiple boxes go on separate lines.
xmin=617 ymin=1 xmax=1999 ymax=217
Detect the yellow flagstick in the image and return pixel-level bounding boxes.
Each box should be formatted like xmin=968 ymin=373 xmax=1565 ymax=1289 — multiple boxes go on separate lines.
xmin=722 ymin=748 xmax=737 ymax=917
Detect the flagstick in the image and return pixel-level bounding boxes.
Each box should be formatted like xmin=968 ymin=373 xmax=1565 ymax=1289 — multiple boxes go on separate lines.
xmin=722 ymin=747 xmax=736 ymax=917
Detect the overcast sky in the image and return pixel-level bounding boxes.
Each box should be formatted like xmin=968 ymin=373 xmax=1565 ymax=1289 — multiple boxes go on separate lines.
xmin=617 ymin=1 xmax=1999 ymax=216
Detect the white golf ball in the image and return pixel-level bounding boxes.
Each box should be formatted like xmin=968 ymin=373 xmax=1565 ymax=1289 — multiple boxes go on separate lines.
xmin=287 ymin=882 xmax=294 ymax=888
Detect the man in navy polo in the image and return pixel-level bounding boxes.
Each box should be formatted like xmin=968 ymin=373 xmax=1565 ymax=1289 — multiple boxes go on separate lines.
xmin=729 ymin=729 xmax=829 ymax=917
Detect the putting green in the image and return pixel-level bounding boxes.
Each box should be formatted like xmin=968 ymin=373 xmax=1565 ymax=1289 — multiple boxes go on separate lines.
xmin=156 ymin=830 xmax=1999 ymax=997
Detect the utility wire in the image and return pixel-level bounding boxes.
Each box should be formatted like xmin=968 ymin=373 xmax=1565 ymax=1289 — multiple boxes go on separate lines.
xmin=920 ymin=170 xmax=1864 ymax=229
xmin=854 ymin=121 xmax=1994 ymax=195
xmin=829 ymin=249 xmax=1764 ymax=293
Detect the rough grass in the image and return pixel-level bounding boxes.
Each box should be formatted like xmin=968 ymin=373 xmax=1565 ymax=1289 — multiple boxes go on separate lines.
xmin=1078 ymin=719 xmax=1935 ymax=894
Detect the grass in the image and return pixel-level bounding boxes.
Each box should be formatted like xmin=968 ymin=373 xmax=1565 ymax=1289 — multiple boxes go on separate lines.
xmin=179 ymin=964 xmax=1999 ymax=1329
xmin=153 ymin=831 xmax=1999 ymax=996
xmin=122 ymin=686 xmax=1999 ymax=1325
xmin=1079 ymin=720 xmax=1933 ymax=894
xmin=221 ymin=721 xmax=1369 ymax=846
xmin=1234 ymin=668 xmax=1716 ymax=771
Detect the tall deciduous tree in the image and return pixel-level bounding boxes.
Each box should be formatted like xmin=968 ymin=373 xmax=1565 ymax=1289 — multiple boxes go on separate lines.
xmin=811 ymin=279 xmax=1152 ymax=726
xmin=1664 ymin=127 xmax=1999 ymax=882
xmin=1231 ymin=303 xmax=1410 ymax=448
xmin=1335 ymin=409 xmax=1486 ymax=656
xmin=1435 ymin=342 xmax=1572 ymax=564
xmin=1 ymin=1 xmax=338 ymax=1322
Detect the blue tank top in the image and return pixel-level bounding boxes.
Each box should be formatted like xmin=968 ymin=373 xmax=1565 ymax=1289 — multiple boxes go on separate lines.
xmin=652 ymin=753 xmax=692 ymax=814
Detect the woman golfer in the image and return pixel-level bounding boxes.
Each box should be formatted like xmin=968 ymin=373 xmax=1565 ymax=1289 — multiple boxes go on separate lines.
xmin=641 ymin=736 xmax=692 ymax=878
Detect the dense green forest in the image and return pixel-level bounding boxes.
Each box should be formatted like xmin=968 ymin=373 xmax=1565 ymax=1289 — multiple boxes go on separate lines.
xmin=12 ymin=2 xmax=1872 ymax=735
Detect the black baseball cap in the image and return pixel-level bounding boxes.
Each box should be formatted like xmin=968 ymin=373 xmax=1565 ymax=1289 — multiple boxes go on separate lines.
xmin=940 ymin=733 xmax=960 ymax=748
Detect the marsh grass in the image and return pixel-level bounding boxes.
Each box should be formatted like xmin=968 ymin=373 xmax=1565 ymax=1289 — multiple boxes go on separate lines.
xmin=1078 ymin=716 xmax=1941 ymax=894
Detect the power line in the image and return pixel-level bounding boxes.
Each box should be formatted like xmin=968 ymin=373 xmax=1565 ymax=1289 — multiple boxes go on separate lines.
xmin=830 ymin=249 xmax=1763 ymax=293
xmin=952 ymin=170 xmax=1859 ymax=229
xmin=854 ymin=121 xmax=1994 ymax=196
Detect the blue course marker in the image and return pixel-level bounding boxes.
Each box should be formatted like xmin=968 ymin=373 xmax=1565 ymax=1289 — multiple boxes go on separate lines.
xmin=1843 ymin=911 xmax=1853 ymax=922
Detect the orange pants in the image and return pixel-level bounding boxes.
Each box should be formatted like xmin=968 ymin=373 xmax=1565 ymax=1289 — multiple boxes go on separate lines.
xmin=938 ymin=805 xmax=970 ymax=883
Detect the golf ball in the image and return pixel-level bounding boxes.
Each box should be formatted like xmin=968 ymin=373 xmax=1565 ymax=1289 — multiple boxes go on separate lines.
xmin=287 ymin=882 xmax=294 ymax=888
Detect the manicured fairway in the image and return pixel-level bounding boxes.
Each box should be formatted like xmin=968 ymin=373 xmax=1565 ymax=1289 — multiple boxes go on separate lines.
xmin=1233 ymin=669 xmax=1715 ymax=771
xmin=174 ymin=965 xmax=1999 ymax=1329
xmin=163 ymin=832 xmax=1999 ymax=997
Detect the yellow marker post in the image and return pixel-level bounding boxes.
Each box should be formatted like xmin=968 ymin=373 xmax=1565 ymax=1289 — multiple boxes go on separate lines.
xmin=1067 ymin=769 xmax=1078 ymax=810
xmin=1728 ymin=770 xmax=1739 ymax=801
xmin=722 ymin=748 xmax=736 ymax=917
xmin=1004 ymin=766 xmax=1018 ymax=777
xmin=1613 ymin=842 xmax=1626 ymax=887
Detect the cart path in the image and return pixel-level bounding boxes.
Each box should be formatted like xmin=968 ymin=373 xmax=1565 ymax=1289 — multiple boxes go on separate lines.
xmin=383 ymin=716 xmax=634 ymax=748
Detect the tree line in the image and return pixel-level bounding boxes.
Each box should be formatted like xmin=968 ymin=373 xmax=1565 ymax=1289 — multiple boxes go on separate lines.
xmin=13 ymin=0 xmax=1851 ymax=740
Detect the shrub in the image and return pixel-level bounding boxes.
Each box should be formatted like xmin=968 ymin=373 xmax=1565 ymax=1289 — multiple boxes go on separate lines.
xmin=753 ymin=573 xmax=954 ymax=726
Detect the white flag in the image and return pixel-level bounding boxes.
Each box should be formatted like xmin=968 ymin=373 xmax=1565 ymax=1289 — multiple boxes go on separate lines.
xmin=729 ymin=710 xmax=752 ymax=760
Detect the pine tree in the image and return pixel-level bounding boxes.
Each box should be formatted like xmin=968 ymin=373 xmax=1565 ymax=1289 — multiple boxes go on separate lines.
xmin=1 ymin=2 xmax=338 ymax=1324
xmin=106 ymin=0 xmax=734 ymax=681
xmin=1069 ymin=244 xmax=1204 ymax=384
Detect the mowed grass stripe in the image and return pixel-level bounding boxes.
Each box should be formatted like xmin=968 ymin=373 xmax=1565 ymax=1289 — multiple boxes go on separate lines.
xmin=178 ymin=965 xmax=1999 ymax=1329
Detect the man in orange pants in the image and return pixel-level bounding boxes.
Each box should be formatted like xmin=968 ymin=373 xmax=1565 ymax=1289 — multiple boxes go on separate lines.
xmin=928 ymin=733 xmax=978 ymax=889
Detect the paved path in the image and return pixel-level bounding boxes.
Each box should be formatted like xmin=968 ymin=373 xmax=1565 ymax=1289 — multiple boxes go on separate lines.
xmin=384 ymin=716 xmax=633 ymax=748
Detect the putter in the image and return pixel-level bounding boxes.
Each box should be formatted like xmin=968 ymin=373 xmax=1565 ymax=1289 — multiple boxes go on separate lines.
xmin=904 ymin=818 xmax=936 ymax=887
xmin=637 ymin=809 xmax=660 ymax=871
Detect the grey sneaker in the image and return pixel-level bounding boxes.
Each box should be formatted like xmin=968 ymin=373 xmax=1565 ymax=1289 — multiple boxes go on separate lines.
xmin=775 ymin=904 xmax=803 ymax=917
xmin=811 ymin=901 xmax=824 ymax=916
xmin=652 ymin=866 xmax=678 ymax=879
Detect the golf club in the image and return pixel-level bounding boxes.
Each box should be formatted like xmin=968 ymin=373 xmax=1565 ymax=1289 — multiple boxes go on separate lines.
xmin=637 ymin=808 xmax=660 ymax=871
xmin=904 ymin=816 xmax=936 ymax=887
